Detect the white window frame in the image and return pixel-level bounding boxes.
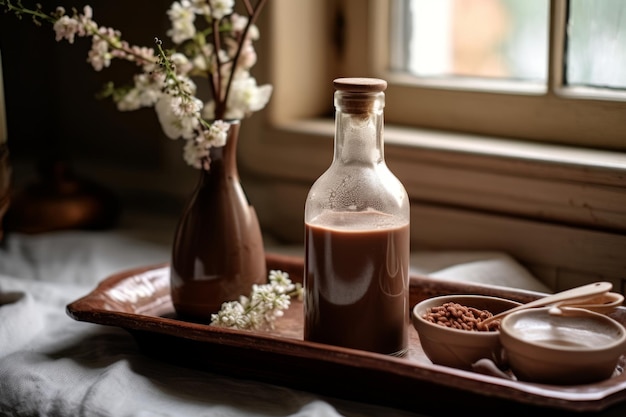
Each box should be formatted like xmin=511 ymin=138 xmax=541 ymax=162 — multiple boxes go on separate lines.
xmin=237 ymin=0 xmax=626 ymax=291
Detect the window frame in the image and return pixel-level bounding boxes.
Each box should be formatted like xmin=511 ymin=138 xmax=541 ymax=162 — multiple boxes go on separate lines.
xmin=239 ymin=0 xmax=626 ymax=200
xmin=371 ymin=0 xmax=626 ymax=150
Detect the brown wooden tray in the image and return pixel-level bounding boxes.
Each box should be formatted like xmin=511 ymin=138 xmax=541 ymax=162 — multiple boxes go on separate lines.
xmin=66 ymin=253 xmax=626 ymax=417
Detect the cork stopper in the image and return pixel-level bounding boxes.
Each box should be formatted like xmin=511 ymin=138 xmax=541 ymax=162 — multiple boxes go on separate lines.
xmin=333 ymin=78 xmax=387 ymax=92
xmin=333 ymin=78 xmax=387 ymax=114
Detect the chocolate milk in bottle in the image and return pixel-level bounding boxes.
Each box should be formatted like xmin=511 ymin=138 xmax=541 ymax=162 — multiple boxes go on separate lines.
xmin=304 ymin=78 xmax=410 ymax=356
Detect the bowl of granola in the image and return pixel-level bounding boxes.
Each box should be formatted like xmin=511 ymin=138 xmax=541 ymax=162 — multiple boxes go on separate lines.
xmin=412 ymin=294 xmax=521 ymax=370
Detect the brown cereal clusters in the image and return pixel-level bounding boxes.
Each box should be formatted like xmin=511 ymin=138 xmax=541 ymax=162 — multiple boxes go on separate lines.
xmin=423 ymin=302 xmax=500 ymax=332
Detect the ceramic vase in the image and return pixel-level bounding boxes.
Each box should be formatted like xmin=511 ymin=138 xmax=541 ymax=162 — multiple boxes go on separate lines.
xmin=170 ymin=121 xmax=266 ymax=322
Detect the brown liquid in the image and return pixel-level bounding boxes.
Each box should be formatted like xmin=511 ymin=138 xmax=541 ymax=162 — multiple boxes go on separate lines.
xmin=304 ymin=210 xmax=410 ymax=355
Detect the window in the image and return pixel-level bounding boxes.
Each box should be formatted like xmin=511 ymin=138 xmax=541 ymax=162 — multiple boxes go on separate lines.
xmin=239 ymin=0 xmax=626 ymax=288
xmin=396 ymin=0 xmax=626 ymax=91
xmin=396 ymin=0 xmax=549 ymax=83
xmin=567 ymin=0 xmax=626 ymax=89
xmin=374 ymin=0 xmax=626 ymax=150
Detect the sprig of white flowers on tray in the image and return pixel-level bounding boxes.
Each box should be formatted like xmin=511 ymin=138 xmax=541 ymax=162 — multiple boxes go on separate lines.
xmin=210 ymin=270 xmax=304 ymax=330
xmin=0 ymin=0 xmax=272 ymax=170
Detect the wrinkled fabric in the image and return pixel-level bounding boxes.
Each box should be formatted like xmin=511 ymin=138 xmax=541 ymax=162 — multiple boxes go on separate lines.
xmin=0 ymin=231 xmax=427 ymax=417
xmin=0 ymin=231 xmax=548 ymax=417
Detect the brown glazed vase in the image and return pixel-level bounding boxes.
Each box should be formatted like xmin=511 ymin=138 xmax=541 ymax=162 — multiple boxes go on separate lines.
xmin=170 ymin=121 xmax=266 ymax=322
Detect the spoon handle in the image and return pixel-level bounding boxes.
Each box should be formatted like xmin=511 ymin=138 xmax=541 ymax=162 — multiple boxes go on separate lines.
xmin=483 ymin=281 xmax=614 ymax=325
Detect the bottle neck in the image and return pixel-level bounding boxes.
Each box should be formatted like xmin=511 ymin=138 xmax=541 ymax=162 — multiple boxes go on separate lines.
xmin=333 ymin=91 xmax=385 ymax=165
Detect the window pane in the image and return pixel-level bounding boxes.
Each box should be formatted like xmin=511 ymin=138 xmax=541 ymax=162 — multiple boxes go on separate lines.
xmin=396 ymin=0 xmax=549 ymax=82
xmin=567 ymin=0 xmax=626 ymax=89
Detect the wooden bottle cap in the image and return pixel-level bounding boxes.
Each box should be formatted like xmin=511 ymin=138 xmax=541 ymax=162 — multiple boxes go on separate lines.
xmin=334 ymin=78 xmax=386 ymax=114
xmin=333 ymin=77 xmax=387 ymax=92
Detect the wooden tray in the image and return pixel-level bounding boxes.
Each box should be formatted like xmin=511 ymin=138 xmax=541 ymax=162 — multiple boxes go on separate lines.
xmin=66 ymin=253 xmax=626 ymax=417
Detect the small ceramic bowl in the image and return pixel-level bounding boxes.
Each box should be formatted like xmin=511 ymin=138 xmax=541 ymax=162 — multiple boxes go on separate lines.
xmin=412 ymin=295 xmax=522 ymax=370
xmin=500 ymin=307 xmax=626 ymax=385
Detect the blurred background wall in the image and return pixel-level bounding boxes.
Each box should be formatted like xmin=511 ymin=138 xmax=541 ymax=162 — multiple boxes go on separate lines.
xmin=0 ymin=0 xmax=197 ymax=225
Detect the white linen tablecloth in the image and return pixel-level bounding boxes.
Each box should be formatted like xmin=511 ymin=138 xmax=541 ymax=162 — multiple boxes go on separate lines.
xmin=0 ymin=230 xmax=551 ymax=417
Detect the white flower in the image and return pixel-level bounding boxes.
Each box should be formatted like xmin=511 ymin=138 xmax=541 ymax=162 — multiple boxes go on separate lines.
xmin=155 ymin=95 xmax=181 ymax=139
xmin=191 ymin=54 xmax=208 ymax=72
xmin=201 ymin=101 xmax=216 ymax=121
xmin=268 ymin=270 xmax=295 ymax=293
xmin=167 ymin=1 xmax=196 ymax=44
xmin=136 ymin=74 xmax=165 ymax=106
xmin=155 ymin=94 xmax=200 ymax=139
xmin=170 ymin=94 xmax=202 ymax=119
xmin=225 ymin=75 xmax=273 ymax=119
xmin=237 ymin=40 xmax=258 ymax=69
xmin=176 ymin=104 xmax=202 ymax=139
xmin=87 ymin=37 xmax=111 ymax=71
xmin=189 ymin=0 xmax=211 ymax=15
xmin=81 ymin=5 xmax=93 ymax=20
xmin=130 ymin=46 xmax=158 ymax=71
xmin=210 ymin=270 xmax=302 ymax=330
xmin=211 ymin=301 xmax=246 ymax=328
xmin=183 ymin=120 xmax=229 ymax=168
xmin=170 ymin=53 xmax=193 ymax=75
xmin=209 ymin=0 xmax=235 ymax=20
xmin=231 ymin=14 xmax=259 ymax=40
xmin=183 ymin=137 xmax=210 ymax=169
xmin=117 ymin=73 xmax=165 ymax=111
xmin=206 ymin=120 xmax=230 ymax=147
xmin=170 ymin=74 xmax=197 ymax=97
xmin=77 ymin=6 xmax=97 ymax=36
xmin=53 ymin=15 xmax=80 ymax=44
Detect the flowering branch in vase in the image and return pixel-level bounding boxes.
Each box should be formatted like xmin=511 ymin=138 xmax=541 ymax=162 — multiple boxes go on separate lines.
xmin=0 ymin=0 xmax=273 ymax=170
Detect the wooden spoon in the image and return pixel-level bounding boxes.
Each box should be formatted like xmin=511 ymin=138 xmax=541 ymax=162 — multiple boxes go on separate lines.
xmin=481 ymin=281 xmax=616 ymax=327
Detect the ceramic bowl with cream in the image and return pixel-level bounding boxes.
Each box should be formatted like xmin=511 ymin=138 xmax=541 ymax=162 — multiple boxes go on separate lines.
xmin=499 ymin=307 xmax=626 ymax=385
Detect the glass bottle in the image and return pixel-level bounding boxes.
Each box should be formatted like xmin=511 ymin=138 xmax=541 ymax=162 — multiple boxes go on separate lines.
xmin=304 ymin=78 xmax=410 ymax=356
